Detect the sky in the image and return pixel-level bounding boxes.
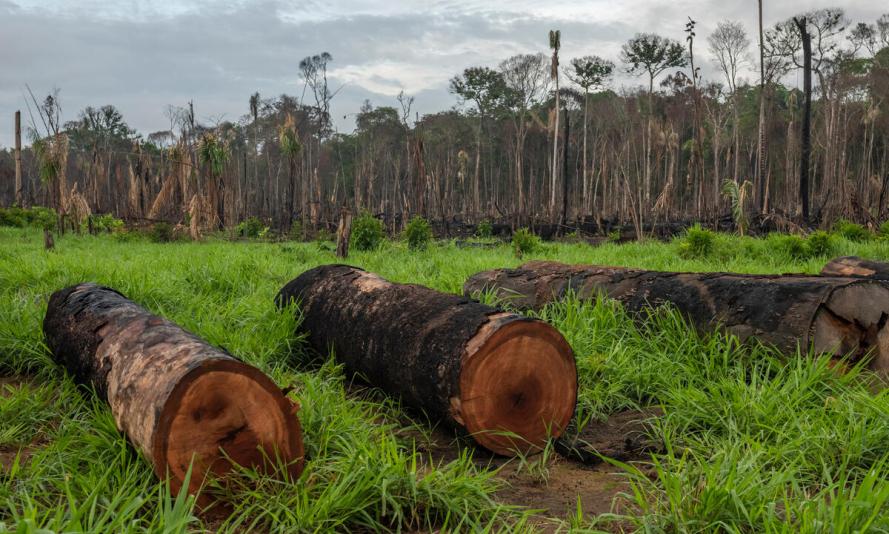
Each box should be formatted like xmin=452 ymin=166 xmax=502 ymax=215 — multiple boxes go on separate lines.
xmin=0 ymin=0 xmax=885 ymax=148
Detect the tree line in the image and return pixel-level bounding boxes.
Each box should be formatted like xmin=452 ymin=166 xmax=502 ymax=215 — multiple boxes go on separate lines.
xmin=2 ymin=9 xmax=889 ymax=236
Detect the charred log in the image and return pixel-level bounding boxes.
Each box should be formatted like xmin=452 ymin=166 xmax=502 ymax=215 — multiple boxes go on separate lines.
xmin=465 ymin=261 xmax=889 ymax=374
xmin=821 ymin=256 xmax=889 ymax=280
xmin=276 ymin=265 xmax=577 ymax=455
xmin=43 ymin=283 xmax=304 ymax=501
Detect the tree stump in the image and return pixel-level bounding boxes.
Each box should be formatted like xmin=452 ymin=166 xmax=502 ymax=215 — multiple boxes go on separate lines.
xmin=276 ymin=265 xmax=577 ymax=455
xmin=465 ymin=261 xmax=889 ymax=374
xmin=43 ymin=283 xmax=304 ymax=500
xmin=821 ymin=256 xmax=889 ymax=280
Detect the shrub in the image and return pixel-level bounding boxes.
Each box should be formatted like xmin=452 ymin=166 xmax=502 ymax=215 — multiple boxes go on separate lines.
xmin=766 ymin=231 xmax=835 ymax=261
xmin=289 ymin=220 xmax=304 ymax=241
xmin=607 ymin=229 xmax=621 ymax=243
xmin=806 ymin=230 xmax=835 ymax=257
xmin=833 ymin=219 xmax=871 ymax=242
xmin=0 ymin=207 xmax=27 ymax=228
xmin=314 ymin=227 xmax=333 ymax=243
xmin=404 ymin=216 xmax=432 ymax=250
xmin=769 ymin=233 xmax=808 ymax=260
xmin=352 ymin=212 xmax=384 ymax=251
xmin=878 ymin=221 xmax=889 ymax=238
xmin=0 ymin=206 xmax=57 ymax=230
xmin=678 ymin=224 xmax=715 ymax=259
xmin=90 ymin=214 xmax=124 ymax=233
xmin=30 ymin=207 xmax=57 ymax=231
xmin=476 ymin=219 xmax=493 ymax=238
xmin=149 ymin=222 xmax=174 ymax=243
xmin=512 ymin=228 xmax=539 ymax=257
xmin=236 ymin=217 xmax=265 ymax=238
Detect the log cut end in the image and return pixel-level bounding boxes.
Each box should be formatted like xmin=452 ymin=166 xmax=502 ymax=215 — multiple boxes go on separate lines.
xmin=821 ymin=256 xmax=889 ymax=280
xmin=457 ymin=315 xmax=576 ymax=455
xmin=154 ymin=359 xmax=304 ymax=497
xmin=812 ymin=282 xmax=889 ymax=374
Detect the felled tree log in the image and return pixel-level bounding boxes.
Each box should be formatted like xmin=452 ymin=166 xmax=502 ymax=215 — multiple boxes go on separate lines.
xmin=44 ymin=283 xmax=304 ymax=499
xmin=465 ymin=261 xmax=889 ymax=373
xmin=821 ymin=256 xmax=889 ymax=280
xmin=276 ymin=265 xmax=577 ymax=455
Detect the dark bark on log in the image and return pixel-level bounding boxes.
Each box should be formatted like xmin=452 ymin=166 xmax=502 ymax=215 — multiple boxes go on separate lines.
xmin=821 ymin=257 xmax=889 ymax=280
xmin=276 ymin=265 xmax=577 ymax=455
xmin=465 ymin=261 xmax=889 ymax=374
xmin=43 ymin=283 xmax=304 ymax=500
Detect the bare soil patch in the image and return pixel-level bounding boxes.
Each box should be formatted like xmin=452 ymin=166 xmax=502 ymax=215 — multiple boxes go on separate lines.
xmin=400 ymin=407 xmax=662 ymax=530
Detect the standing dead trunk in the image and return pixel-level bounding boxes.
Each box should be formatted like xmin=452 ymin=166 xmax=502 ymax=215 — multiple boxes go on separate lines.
xmin=276 ymin=265 xmax=577 ymax=455
xmin=821 ymin=257 xmax=889 ymax=280
xmin=335 ymin=206 xmax=353 ymax=259
xmin=465 ymin=261 xmax=889 ymax=374
xmin=795 ymin=16 xmax=813 ymax=224
xmin=43 ymin=283 xmax=304 ymax=500
xmin=14 ymin=111 xmax=23 ymax=207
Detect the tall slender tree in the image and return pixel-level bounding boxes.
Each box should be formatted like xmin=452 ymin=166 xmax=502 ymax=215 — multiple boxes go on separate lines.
xmin=621 ymin=33 xmax=687 ymax=209
xmin=708 ymin=21 xmax=750 ymax=186
xmin=279 ymin=114 xmax=302 ymax=231
xmin=449 ymin=67 xmax=507 ymax=218
xmin=499 ymin=53 xmax=550 ymax=223
xmin=249 ymin=92 xmax=260 ymax=216
xmin=568 ymin=56 xmax=614 ymax=215
xmin=548 ymin=30 xmax=561 ymax=218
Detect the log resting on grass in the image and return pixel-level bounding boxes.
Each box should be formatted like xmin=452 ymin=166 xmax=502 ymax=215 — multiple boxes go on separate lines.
xmin=464 ymin=261 xmax=889 ymax=374
xmin=276 ymin=264 xmax=577 ymax=455
xmin=821 ymin=256 xmax=889 ymax=280
xmin=43 ymin=283 xmax=304 ymax=499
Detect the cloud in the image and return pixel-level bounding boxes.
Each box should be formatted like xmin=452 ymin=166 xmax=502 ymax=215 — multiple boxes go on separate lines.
xmin=0 ymin=0 xmax=885 ymax=148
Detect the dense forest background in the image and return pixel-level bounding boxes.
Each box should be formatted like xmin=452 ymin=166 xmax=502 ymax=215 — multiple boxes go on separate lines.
xmin=2 ymin=8 xmax=889 ymax=236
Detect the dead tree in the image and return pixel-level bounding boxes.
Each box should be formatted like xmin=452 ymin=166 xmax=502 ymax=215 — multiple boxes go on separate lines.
xmin=335 ymin=206 xmax=353 ymax=258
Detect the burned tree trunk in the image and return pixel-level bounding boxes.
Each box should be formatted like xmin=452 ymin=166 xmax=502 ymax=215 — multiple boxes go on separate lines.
xmin=465 ymin=261 xmax=889 ymax=373
xmin=276 ymin=265 xmax=577 ymax=455
xmin=821 ymin=257 xmax=889 ymax=280
xmin=335 ymin=207 xmax=353 ymax=259
xmin=44 ymin=283 xmax=304 ymax=500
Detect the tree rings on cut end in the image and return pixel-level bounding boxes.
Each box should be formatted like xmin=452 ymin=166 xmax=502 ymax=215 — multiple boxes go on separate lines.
xmin=153 ymin=359 xmax=304 ymax=498
xmin=458 ymin=316 xmax=577 ymax=455
xmin=812 ymin=282 xmax=889 ymax=375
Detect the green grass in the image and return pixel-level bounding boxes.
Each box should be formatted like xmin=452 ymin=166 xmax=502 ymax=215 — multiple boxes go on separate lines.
xmin=1 ymin=227 xmax=889 ymax=532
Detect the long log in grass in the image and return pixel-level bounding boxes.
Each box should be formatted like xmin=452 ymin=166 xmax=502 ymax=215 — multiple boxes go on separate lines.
xmin=276 ymin=264 xmax=577 ymax=455
xmin=43 ymin=283 xmax=304 ymax=500
xmin=821 ymin=256 xmax=889 ymax=280
xmin=465 ymin=261 xmax=889 ymax=373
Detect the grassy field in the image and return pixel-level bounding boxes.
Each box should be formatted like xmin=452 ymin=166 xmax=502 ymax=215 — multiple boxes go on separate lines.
xmin=1 ymin=227 xmax=889 ymax=532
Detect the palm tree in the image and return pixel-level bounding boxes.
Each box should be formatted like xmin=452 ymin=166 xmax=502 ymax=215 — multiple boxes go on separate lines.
xmin=722 ymin=179 xmax=753 ymax=235
xmin=548 ymin=29 xmax=561 ymax=219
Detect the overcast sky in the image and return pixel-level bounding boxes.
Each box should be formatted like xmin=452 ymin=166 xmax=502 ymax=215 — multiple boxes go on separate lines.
xmin=0 ymin=0 xmax=885 ymax=148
